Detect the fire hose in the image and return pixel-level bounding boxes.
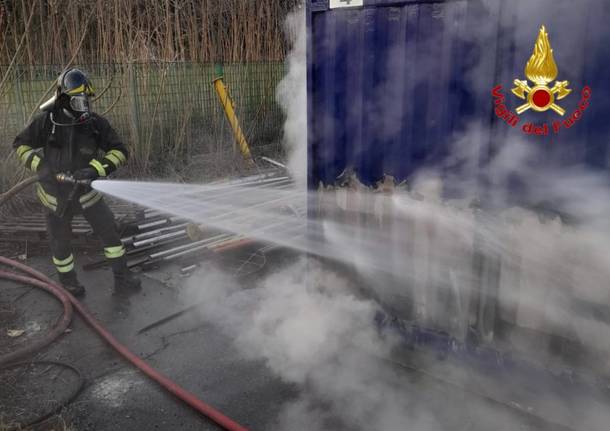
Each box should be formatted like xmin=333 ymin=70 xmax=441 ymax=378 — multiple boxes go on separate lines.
xmin=0 ymin=175 xmax=40 ymax=207
xmin=0 ymin=176 xmax=250 ymax=431
xmin=0 ymin=173 xmax=91 ymax=209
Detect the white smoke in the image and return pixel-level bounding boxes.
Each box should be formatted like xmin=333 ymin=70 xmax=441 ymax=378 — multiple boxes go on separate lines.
xmin=186 ymin=253 xmax=610 ymax=430
xmin=276 ymin=6 xmax=307 ymax=186
xmin=184 ymin=259 xmax=445 ymax=431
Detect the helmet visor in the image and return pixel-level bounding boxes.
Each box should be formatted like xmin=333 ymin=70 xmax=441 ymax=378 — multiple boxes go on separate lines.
xmin=69 ymin=94 xmax=90 ymax=113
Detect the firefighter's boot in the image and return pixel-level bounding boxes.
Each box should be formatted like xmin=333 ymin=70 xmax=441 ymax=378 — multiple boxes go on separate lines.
xmin=59 ymin=271 xmax=85 ymax=297
xmin=112 ymin=257 xmax=141 ymax=294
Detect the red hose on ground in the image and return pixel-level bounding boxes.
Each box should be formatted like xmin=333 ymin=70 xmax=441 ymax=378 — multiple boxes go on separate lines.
xmin=0 ymin=256 xmax=249 ymax=431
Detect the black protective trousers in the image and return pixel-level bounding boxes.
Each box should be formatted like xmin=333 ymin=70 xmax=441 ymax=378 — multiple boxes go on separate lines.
xmin=45 ymin=197 xmax=126 ymax=274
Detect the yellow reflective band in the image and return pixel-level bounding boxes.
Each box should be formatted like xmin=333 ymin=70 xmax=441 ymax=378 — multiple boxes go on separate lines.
xmin=79 ymin=189 xmax=98 ymax=203
xmin=16 ymin=145 xmax=33 ymax=158
xmin=108 ymin=149 xmax=126 ymax=164
xmin=89 ymin=159 xmax=107 ymax=177
xmin=53 ymin=254 xmax=74 ymax=266
xmin=66 ymin=84 xmax=85 ymax=95
xmin=81 ymin=192 xmax=102 ymax=209
xmin=104 ymin=152 xmax=121 ymax=168
xmin=30 ymin=155 xmax=41 ymax=172
xmin=36 ymin=184 xmax=57 ymax=204
xmin=79 ymin=189 xmax=102 ymax=209
xmin=36 ymin=184 xmax=57 ymax=211
xmin=104 ymin=246 xmax=126 ymax=259
xmin=56 ymin=262 xmax=75 ymax=273
xmin=37 ymin=191 xmax=56 ymax=211
xmin=20 ymin=149 xmax=34 ymax=163
xmin=66 ymin=83 xmax=95 ymax=96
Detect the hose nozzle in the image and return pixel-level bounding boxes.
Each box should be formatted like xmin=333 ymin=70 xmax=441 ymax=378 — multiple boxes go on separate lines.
xmin=55 ymin=173 xmax=92 ymax=186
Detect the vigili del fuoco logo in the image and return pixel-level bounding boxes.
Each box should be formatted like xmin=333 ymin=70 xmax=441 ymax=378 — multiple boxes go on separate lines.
xmin=491 ymin=25 xmax=591 ymax=136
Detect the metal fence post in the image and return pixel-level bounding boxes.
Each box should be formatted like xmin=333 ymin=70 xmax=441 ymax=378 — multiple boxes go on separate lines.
xmin=213 ymin=63 xmax=253 ymax=163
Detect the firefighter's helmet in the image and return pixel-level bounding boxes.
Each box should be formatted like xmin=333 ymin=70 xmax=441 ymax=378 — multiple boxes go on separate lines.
xmin=56 ymin=68 xmax=95 ymax=114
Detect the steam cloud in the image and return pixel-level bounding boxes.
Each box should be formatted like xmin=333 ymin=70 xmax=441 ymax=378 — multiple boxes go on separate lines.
xmin=276 ymin=6 xmax=307 ymax=186
xmin=184 ymin=260 xmax=442 ymax=430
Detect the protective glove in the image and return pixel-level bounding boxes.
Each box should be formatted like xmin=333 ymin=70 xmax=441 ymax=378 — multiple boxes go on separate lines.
xmin=73 ymin=167 xmax=100 ymax=181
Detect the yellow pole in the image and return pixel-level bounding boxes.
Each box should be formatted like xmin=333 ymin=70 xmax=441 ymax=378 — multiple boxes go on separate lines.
xmin=213 ymin=65 xmax=253 ymax=163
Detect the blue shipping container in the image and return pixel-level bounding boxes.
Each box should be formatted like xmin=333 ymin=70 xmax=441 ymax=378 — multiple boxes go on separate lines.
xmin=306 ymin=0 xmax=610 ymax=380
xmin=307 ymin=0 xmax=610 ymax=200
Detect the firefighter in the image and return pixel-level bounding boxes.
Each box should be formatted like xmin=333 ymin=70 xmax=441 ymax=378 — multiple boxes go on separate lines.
xmin=12 ymin=68 xmax=141 ymax=296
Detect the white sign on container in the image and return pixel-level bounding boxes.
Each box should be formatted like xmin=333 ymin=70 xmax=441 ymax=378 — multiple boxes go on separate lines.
xmin=329 ymin=0 xmax=364 ymax=9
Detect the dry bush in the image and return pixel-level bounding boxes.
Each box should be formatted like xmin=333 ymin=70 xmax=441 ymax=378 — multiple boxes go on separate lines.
xmin=0 ymin=0 xmax=300 ymax=65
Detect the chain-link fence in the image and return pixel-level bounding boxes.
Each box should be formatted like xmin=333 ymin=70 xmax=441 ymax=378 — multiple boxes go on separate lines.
xmin=0 ymin=62 xmax=286 ymax=181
